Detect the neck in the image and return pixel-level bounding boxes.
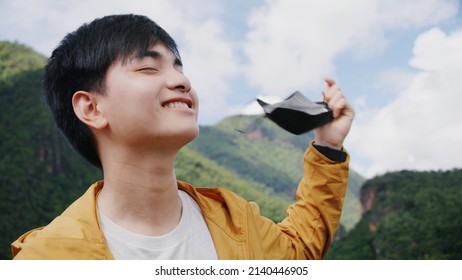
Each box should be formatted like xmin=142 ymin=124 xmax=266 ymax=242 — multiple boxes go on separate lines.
xmin=97 ymin=146 xmax=182 ymax=236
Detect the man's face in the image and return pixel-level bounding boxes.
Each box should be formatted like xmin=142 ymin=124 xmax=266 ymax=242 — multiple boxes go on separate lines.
xmin=97 ymin=43 xmax=199 ymax=150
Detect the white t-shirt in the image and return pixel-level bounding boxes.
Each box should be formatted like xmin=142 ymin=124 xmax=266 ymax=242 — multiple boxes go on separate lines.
xmin=98 ymin=190 xmax=218 ymax=260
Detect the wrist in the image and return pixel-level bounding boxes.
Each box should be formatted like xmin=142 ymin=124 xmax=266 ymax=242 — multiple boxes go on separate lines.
xmin=312 ymin=139 xmax=342 ymax=150
xmin=312 ymin=142 xmax=347 ymax=162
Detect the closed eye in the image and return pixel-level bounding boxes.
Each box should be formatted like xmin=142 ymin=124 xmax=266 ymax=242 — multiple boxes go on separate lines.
xmin=137 ymin=67 xmax=158 ymax=73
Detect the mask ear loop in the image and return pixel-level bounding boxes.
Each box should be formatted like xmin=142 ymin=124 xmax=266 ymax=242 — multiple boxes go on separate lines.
xmin=230 ymin=97 xmax=267 ymax=134
xmin=234 ymin=113 xmax=266 ymax=134
xmin=318 ymin=91 xmax=331 ymax=110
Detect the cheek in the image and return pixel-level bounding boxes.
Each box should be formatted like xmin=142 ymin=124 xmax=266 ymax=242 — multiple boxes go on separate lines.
xmin=190 ymin=91 xmax=200 ymax=119
xmin=104 ymin=93 xmax=158 ymax=133
xmin=108 ymin=83 xmax=161 ymax=114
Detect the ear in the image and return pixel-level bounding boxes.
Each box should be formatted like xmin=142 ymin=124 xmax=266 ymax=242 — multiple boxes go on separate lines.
xmin=72 ymin=91 xmax=108 ymax=130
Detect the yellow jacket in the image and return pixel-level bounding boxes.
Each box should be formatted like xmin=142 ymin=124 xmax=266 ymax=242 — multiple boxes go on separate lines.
xmin=12 ymin=145 xmax=349 ymax=259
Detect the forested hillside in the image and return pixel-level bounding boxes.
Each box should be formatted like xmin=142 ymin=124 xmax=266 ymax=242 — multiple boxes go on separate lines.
xmin=326 ymin=169 xmax=462 ymax=259
xmin=0 ymin=40 xmax=363 ymax=259
xmin=186 ymin=115 xmax=365 ymax=231
xmin=0 ymin=41 xmax=103 ymax=259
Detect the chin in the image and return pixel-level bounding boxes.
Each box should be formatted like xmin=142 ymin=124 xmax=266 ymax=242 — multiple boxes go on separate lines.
xmin=184 ymin=125 xmax=199 ymax=142
xmin=172 ymin=123 xmax=199 ymax=145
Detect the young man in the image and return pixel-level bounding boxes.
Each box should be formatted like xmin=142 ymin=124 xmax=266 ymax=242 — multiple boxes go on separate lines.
xmin=12 ymin=14 xmax=354 ymax=259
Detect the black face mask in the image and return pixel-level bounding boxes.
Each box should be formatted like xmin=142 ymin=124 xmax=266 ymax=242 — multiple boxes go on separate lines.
xmin=257 ymin=91 xmax=333 ymax=135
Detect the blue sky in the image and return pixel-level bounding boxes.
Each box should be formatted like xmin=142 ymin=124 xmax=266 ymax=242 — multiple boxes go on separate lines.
xmin=1 ymin=0 xmax=461 ymax=178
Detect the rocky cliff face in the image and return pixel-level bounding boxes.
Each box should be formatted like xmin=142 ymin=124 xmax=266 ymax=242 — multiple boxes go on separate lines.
xmin=360 ymin=184 xmax=377 ymax=233
xmin=327 ymin=169 xmax=462 ymax=259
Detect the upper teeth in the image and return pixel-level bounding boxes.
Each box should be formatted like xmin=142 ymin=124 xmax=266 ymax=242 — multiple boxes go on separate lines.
xmin=164 ymin=101 xmax=189 ymax=109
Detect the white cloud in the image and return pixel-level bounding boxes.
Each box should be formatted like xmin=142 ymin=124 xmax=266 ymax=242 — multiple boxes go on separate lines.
xmin=179 ymin=20 xmax=240 ymax=124
xmin=239 ymin=95 xmax=283 ymax=115
xmin=0 ymin=0 xmax=176 ymax=55
xmin=375 ymin=67 xmax=417 ymax=97
xmin=347 ymin=27 xmax=462 ymax=177
xmin=376 ymin=0 xmax=459 ymax=28
xmin=0 ymin=0 xmax=241 ymax=124
xmin=242 ymin=0 xmax=459 ymax=97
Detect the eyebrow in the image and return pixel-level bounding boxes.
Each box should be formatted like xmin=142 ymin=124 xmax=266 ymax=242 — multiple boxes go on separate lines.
xmin=143 ymin=50 xmax=183 ymax=67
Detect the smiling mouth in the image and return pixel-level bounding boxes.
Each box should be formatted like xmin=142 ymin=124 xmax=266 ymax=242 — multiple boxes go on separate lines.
xmin=163 ymin=101 xmax=190 ymax=109
xmin=162 ymin=98 xmax=193 ymax=110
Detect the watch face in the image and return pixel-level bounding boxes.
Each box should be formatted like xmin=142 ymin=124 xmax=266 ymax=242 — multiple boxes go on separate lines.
xmin=257 ymin=91 xmax=333 ymax=135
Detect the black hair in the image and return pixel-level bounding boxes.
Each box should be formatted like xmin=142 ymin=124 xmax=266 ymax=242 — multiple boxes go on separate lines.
xmin=43 ymin=14 xmax=180 ymax=168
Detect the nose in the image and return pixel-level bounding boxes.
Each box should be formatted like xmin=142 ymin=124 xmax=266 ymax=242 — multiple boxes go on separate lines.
xmin=166 ymin=69 xmax=191 ymax=93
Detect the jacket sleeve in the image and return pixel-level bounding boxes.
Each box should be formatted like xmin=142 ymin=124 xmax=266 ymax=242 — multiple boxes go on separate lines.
xmin=253 ymin=143 xmax=349 ymax=259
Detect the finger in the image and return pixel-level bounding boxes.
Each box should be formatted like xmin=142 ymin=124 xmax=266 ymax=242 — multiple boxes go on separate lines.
xmin=324 ymin=83 xmax=342 ymax=103
xmin=323 ymin=78 xmax=335 ymax=96
xmin=327 ymin=90 xmax=342 ymax=106
xmin=327 ymin=90 xmax=344 ymax=117
xmin=331 ymin=96 xmax=355 ymax=119
xmin=330 ymin=97 xmax=347 ymax=118
xmin=324 ymin=77 xmax=336 ymax=87
xmin=324 ymin=83 xmax=348 ymax=117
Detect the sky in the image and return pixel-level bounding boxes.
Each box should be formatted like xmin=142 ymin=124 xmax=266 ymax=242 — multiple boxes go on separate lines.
xmin=1 ymin=0 xmax=462 ymax=178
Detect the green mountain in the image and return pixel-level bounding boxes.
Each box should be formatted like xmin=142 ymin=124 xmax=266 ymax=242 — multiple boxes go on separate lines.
xmin=326 ymin=169 xmax=462 ymax=259
xmin=0 ymin=41 xmax=45 ymax=82
xmin=176 ymin=146 xmax=292 ymax=222
xmin=0 ymin=41 xmax=364 ymax=259
xmin=0 ymin=41 xmax=103 ymax=260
